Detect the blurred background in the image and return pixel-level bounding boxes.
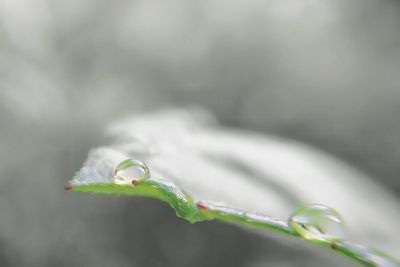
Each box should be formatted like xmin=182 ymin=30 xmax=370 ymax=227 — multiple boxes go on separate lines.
xmin=1 ymin=0 xmax=400 ymax=266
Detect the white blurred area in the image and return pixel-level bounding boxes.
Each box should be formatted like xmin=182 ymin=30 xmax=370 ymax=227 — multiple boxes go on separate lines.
xmin=1 ymin=0 xmax=400 ymax=266
xmin=105 ymin=109 xmax=400 ymax=251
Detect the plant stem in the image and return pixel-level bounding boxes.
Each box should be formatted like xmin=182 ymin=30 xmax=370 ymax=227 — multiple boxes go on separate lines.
xmin=67 ymin=178 xmax=400 ymax=267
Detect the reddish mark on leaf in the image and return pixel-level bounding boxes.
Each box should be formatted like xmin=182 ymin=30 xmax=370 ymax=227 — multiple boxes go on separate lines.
xmin=131 ymin=180 xmax=138 ymax=186
xmin=331 ymin=243 xmax=338 ymax=250
xmin=64 ymin=183 xmax=73 ymax=191
xmin=197 ymin=203 xmax=207 ymax=211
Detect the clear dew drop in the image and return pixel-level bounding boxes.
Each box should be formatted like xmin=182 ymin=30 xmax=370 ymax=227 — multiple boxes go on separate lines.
xmin=113 ymin=159 xmax=151 ymax=185
xmin=289 ymin=204 xmax=345 ymax=242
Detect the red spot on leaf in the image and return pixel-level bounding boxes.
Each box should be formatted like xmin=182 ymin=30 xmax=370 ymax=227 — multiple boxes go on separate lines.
xmin=331 ymin=243 xmax=338 ymax=250
xmin=131 ymin=180 xmax=138 ymax=186
xmin=197 ymin=203 xmax=207 ymax=211
xmin=64 ymin=183 xmax=73 ymax=191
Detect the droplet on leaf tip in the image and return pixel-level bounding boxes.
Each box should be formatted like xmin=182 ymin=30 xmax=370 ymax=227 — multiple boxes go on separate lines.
xmin=113 ymin=159 xmax=151 ymax=185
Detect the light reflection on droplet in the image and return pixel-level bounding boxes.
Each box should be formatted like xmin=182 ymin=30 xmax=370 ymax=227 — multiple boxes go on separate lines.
xmin=289 ymin=204 xmax=345 ymax=242
xmin=113 ymin=159 xmax=151 ymax=185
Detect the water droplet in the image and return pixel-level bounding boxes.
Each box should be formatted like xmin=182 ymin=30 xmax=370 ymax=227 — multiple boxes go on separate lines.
xmin=289 ymin=204 xmax=345 ymax=242
xmin=114 ymin=159 xmax=150 ymax=185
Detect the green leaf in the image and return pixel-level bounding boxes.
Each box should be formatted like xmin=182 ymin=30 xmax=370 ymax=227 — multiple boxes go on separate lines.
xmin=67 ymin=173 xmax=399 ymax=267
xmin=66 ymin=109 xmax=400 ymax=267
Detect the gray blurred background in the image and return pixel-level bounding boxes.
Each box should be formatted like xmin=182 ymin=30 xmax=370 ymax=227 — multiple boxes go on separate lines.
xmin=1 ymin=0 xmax=400 ymax=266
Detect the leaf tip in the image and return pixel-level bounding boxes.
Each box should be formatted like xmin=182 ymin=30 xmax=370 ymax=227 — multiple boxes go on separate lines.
xmin=64 ymin=182 xmax=74 ymax=191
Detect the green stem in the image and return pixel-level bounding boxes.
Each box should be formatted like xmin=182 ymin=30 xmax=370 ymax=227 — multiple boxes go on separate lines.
xmin=67 ymin=178 xmax=400 ymax=267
